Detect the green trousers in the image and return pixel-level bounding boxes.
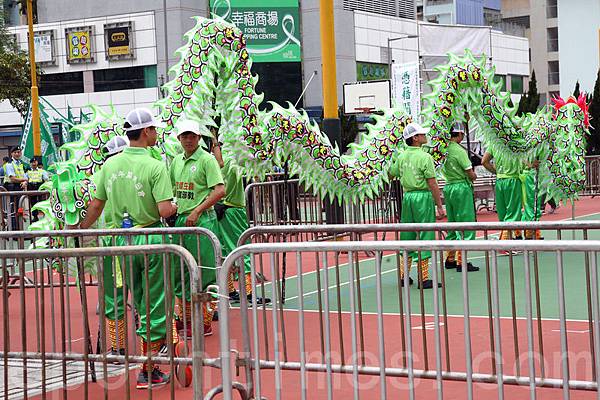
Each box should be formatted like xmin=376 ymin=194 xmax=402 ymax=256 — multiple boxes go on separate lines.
xmin=173 ymin=209 xmax=219 ymax=301
xmin=495 ymin=178 xmax=522 ymax=222
xmin=400 ymin=190 xmax=435 ymax=260
xmin=218 ymin=206 xmax=252 ymax=274
xmin=102 ymin=236 xmax=125 ymax=321
xmin=114 ymin=232 xmax=168 ymax=342
xmin=522 ymin=171 xmax=543 ymax=221
xmin=444 ymin=181 xmax=476 ymax=241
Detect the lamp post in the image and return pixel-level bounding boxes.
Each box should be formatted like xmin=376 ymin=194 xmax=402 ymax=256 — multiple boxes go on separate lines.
xmin=387 ymin=34 xmax=419 ymax=82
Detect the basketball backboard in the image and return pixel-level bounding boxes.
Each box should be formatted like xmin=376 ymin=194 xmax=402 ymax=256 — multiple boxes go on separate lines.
xmin=342 ymin=80 xmax=392 ymax=115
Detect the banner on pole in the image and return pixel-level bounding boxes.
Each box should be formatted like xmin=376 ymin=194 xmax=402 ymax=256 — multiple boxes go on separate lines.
xmin=20 ymin=102 xmax=61 ymax=167
xmin=391 ymin=62 xmax=421 ymax=122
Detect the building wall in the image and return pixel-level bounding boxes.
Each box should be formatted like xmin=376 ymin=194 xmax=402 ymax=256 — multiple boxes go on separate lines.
xmin=557 ymin=0 xmax=600 ymax=96
xmin=354 ymin=11 xmax=529 ymax=103
xmin=36 ymin=0 xmax=208 ymax=80
xmin=301 ymin=0 xmax=357 ymax=108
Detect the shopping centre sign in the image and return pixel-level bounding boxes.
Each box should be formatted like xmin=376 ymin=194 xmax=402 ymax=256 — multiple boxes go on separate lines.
xmin=210 ymin=0 xmax=301 ymax=63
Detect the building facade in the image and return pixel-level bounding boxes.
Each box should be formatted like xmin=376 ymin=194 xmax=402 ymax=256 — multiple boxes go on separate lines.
xmin=420 ymin=0 xmax=502 ymax=26
xmin=0 ymin=0 xmax=529 ymax=151
xmin=501 ymin=0 xmax=599 ymax=104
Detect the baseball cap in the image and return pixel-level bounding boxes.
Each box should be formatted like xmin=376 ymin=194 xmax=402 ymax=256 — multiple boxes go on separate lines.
xmin=175 ymin=119 xmax=213 ymax=138
xmin=123 ymin=108 xmax=165 ymax=132
xmin=102 ymin=135 xmax=130 ymax=156
xmin=403 ymin=122 xmax=429 ymax=140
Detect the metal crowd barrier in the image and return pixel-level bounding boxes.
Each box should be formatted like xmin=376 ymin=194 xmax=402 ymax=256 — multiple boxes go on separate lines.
xmin=245 ymin=178 xmax=403 ymax=226
xmin=584 ymin=156 xmax=600 ymax=197
xmin=215 ymin=240 xmax=600 ymax=400
xmin=0 ymin=228 xmax=222 ymax=399
xmin=0 ymin=189 xmax=50 ymax=231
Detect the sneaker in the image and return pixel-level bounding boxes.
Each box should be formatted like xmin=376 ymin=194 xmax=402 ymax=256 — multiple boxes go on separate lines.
xmin=229 ymin=291 xmax=240 ymax=303
xmin=514 ymin=235 xmax=523 ymax=240
xmin=248 ymin=294 xmax=271 ymax=305
xmin=419 ymin=280 xmax=442 ymax=289
xmin=136 ymin=367 xmax=170 ymax=389
xmin=400 ymin=277 xmax=414 ymax=287
xmin=499 ymin=250 xmax=522 ymax=256
xmin=456 ymin=262 xmax=480 ymax=272
xmin=204 ymin=324 xmax=213 ymax=337
xmin=444 ymin=260 xmax=458 ymax=269
xmin=212 ymin=310 xmax=218 ymax=321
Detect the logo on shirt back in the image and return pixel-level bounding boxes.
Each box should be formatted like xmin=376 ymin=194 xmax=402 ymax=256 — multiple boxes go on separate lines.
xmin=190 ymin=166 xmax=197 ymax=173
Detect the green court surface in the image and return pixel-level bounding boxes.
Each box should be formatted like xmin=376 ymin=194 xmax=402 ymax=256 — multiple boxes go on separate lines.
xmin=256 ymin=213 xmax=600 ymax=321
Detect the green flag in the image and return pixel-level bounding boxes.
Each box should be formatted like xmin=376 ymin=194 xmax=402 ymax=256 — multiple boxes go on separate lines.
xmin=20 ymin=101 xmax=61 ymax=168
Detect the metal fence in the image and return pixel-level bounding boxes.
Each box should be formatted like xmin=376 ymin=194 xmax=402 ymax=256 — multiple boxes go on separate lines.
xmin=215 ymin=240 xmax=600 ymax=400
xmin=0 ymin=189 xmax=50 ymax=231
xmin=584 ymin=156 xmax=600 ymax=197
xmin=245 ymin=178 xmax=403 ymax=226
xmin=0 ymin=229 xmax=221 ymax=399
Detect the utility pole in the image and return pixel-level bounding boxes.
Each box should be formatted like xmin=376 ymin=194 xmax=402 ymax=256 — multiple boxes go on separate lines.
xmin=26 ymin=0 xmax=41 ymax=156
xmin=319 ymin=0 xmax=343 ymax=223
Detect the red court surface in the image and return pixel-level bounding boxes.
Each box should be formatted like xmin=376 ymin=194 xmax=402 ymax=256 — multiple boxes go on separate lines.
xmin=1 ymin=196 xmax=598 ymax=399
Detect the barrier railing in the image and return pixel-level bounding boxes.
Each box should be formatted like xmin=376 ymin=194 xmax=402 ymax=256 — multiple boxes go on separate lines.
xmin=215 ymin=240 xmax=600 ymax=400
xmin=0 ymin=239 xmax=219 ymax=399
xmin=584 ymin=156 xmax=600 ymax=197
xmin=245 ymin=179 xmax=403 ymax=226
xmin=0 ymin=189 xmax=50 ymax=231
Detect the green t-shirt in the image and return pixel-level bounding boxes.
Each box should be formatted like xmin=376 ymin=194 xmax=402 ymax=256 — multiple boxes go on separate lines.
xmin=489 ymin=149 xmax=522 ymax=177
xmin=170 ymin=146 xmax=224 ymax=215
xmin=94 ymin=147 xmax=173 ymax=227
xmin=441 ymin=141 xmax=472 ymax=182
xmin=221 ymin=159 xmax=245 ymax=208
xmin=390 ymin=146 xmax=436 ymax=192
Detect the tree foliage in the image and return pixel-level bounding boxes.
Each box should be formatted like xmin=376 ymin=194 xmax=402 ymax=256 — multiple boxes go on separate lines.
xmin=0 ymin=19 xmax=33 ymax=116
xmin=588 ymin=70 xmax=600 ymax=155
xmin=516 ymin=70 xmax=540 ymax=116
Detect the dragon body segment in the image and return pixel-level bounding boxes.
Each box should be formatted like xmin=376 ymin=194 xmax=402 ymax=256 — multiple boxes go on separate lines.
xmin=27 ymin=16 xmax=587 ymax=233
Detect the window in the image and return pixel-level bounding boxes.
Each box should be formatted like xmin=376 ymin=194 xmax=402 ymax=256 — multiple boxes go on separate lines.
xmin=93 ymin=66 xmax=157 ymax=92
xmin=39 ymin=72 xmax=84 ymax=96
xmin=547 ymin=27 xmax=558 ymax=52
xmin=548 ymin=61 xmax=560 ymax=85
xmin=510 ymin=75 xmax=523 ymax=94
xmin=546 ymin=0 xmax=558 ymax=18
xmin=493 ymin=74 xmax=507 ymax=92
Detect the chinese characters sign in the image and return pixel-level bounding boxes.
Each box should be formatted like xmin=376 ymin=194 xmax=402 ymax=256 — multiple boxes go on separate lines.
xmin=392 ymin=62 xmax=421 ymax=121
xmin=210 ymin=0 xmax=301 ymax=63
xmin=357 ymin=62 xmax=389 ymax=81
xmin=66 ymin=27 xmax=95 ymax=63
xmin=104 ymin=22 xmax=134 ymax=60
xmin=33 ymin=31 xmax=54 ymax=64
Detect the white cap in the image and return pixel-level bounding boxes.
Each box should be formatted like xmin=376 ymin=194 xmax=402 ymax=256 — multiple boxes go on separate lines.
xmin=403 ymin=122 xmax=429 ymax=140
xmin=175 ymin=119 xmax=202 ymax=137
xmin=123 ymin=108 xmax=165 ymax=131
xmin=103 ymin=135 xmax=130 ymax=156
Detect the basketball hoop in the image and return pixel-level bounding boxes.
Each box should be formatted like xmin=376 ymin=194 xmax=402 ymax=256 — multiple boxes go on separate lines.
xmin=354 ymin=107 xmax=375 ymax=115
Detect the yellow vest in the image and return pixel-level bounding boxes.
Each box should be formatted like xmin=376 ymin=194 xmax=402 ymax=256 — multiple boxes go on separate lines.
xmin=28 ymin=168 xmax=45 ymax=183
xmin=3 ymin=161 xmax=25 ymax=184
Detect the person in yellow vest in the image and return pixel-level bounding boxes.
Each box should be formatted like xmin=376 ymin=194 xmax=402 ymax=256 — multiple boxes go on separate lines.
xmin=25 ymin=156 xmax=50 ymax=221
xmin=4 ymin=146 xmax=28 ymax=191
xmin=0 ymin=157 xmax=9 ymax=181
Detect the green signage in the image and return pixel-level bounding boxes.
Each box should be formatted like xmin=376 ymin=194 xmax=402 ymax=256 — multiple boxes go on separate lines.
xmin=357 ymin=62 xmax=389 ymax=81
xmin=210 ymin=0 xmax=301 ymax=63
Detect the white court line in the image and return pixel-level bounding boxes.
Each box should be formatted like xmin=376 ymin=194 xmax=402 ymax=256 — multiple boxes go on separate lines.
xmin=254 ymin=210 xmax=600 ymax=288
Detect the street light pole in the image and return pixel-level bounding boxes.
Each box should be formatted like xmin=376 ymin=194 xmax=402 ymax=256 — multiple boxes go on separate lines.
xmin=387 ymin=34 xmax=418 ymax=83
xmin=25 ymin=0 xmax=41 ymax=156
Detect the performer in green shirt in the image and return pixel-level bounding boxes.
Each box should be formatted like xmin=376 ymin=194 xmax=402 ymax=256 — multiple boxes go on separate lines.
xmin=390 ymin=122 xmax=445 ymax=289
xmin=482 ymin=149 xmax=523 ymax=242
xmin=211 ymin=132 xmax=269 ymax=304
xmin=81 ymin=108 xmax=177 ymax=389
xmin=441 ymin=125 xmax=479 ymax=272
xmin=522 ymin=158 xmax=544 ymax=239
xmin=170 ymin=120 xmax=225 ymax=338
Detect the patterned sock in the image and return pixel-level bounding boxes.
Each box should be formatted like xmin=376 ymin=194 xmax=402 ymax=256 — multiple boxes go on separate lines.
xmin=107 ymin=318 xmax=126 ymax=350
xmin=399 ymin=256 xmax=413 ymax=279
xmin=419 ymin=259 xmax=430 ymax=281
xmin=228 ymin=273 xmax=236 ymax=293
xmin=245 ymin=273 xmax=252 ymax=296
